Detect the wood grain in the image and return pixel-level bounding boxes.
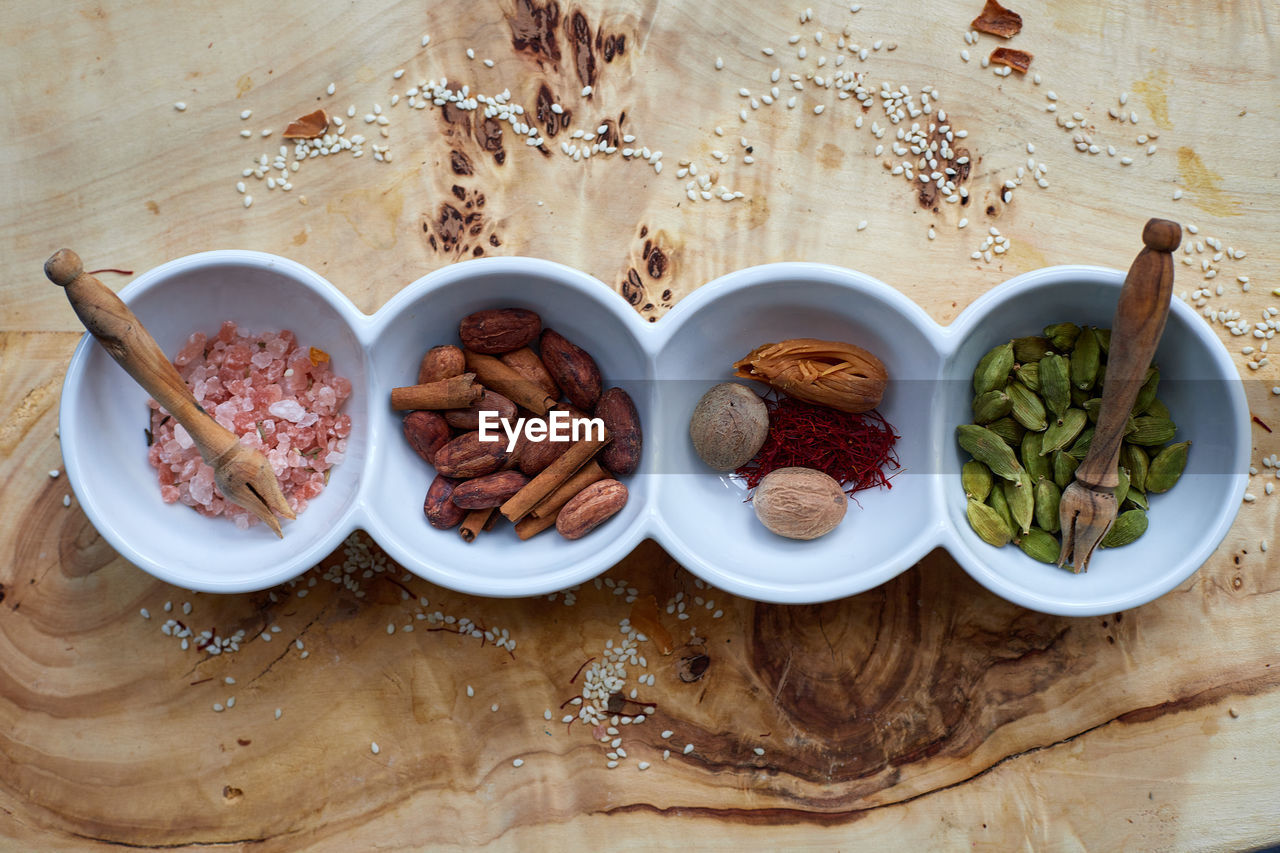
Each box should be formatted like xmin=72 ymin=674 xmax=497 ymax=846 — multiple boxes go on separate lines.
xmin=2 ymin=0 xmax=1280 ymax=849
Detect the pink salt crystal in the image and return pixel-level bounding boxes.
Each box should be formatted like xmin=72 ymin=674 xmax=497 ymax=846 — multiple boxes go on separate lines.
xmin=147 ymin=324 xmax=350 ymax=527
xmin=175 ymin=333 xmax=206 ymax=367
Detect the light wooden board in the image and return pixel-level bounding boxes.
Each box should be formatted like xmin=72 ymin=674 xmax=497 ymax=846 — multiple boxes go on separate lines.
xmin=2 ymin=0 xmax=1279 ymax=848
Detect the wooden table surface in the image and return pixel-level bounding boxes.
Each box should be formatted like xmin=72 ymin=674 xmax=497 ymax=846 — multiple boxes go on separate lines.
xmin=3 ymin=0 xmax=1279 ymax=849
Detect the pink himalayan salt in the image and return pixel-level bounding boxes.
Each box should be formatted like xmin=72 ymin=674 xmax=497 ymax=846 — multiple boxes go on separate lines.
xmin=146 ymin=321 xmax=352 ymax=529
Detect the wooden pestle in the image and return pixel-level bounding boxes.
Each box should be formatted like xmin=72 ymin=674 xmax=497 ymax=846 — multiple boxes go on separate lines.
xmin=44 ymin=249 xmax=295 ymax=537
xmin=1057 ymin=219 xmax=1180 ymax=570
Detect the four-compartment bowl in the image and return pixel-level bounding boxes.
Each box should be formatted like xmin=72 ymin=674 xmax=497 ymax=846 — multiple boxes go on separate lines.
xmin=57 ymin=253 xmax=1249 ymax=614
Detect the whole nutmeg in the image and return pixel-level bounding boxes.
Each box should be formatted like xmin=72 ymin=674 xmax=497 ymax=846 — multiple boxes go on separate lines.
xmin=753 ymin=467 xmax=846 ymax=540
xmin=689 ymin=383 xmax=769 ymax=471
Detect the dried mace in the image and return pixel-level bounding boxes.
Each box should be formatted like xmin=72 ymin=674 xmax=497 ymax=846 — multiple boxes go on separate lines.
xmin=733 ymin=338 xmax=888 ymax=413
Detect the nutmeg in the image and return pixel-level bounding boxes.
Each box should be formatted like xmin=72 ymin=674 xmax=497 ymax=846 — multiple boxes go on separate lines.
xmin=689 ymin=383 xmax=769 ymax=471
xmin=752 ymin=467 xmax=846 ymax=540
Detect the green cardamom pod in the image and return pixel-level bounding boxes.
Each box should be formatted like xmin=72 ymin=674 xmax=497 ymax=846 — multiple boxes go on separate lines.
xmin=1013 ymin=335 xmax=1053 ymax=363
xmin=985 ymin=416 xmax=1026 ymax=446
xmin=1067 ymin=426 xmax=1095 ymax=460
xmin=1071 ymin=386 xmax=1092 ymax=408
xmin=1052 ymin=449 xmax=1079 ymax=489
xmin=1014 ymin=361 xmax=1041 ymax=392
xmin=1096 ymin=361 xmax=1107 ymax=389
xmin=957 ymin=424 xmax=1024 ymax=481
xmin=1002 ymin=469 xmax=1035 ymax=535
xmin=1007 ymin=380 xmax=1048 ymax=432
xmin=1017 ymin=527 xmax=1061 ymax=564
xmin=1070 ymin=325 xmax=1100 ymax=391
xmin=1041 ymin=408 xmax=1087 ymax=456
xmin=1100 ymin=509 xmax=1149 ymax=548
xmin=967 ymin=498 xmax=1012 ymax=547
xmin=1123 ymin=490 xmax=1149 ymax=511
xmin=1043 ymin=322 xmax=1080 ymax=351
xmin=988 ymin=483 xmax=1016 ymax=535
xmin=1146 ymin=440 xmax=1191 ymax=493
xmin=1145 ymin=397 xmax=1172 ymax=420
xmin=1132 ymin=367 xmax=1160 ymax=416
xmin=1093 ymin=327 xmax=1112 ymax=355
xmin=1122 ymin=443 xmax=1150 ymax=493
xmin=962 ymin=460 xmax=994 ymax=502
xmin=1021 ymin=431 xmax=1052 ymax=483
xmin=1114 ymin=465 xmax=1131 ymax=509
xmin=1038 ymin=353 xmax=1070 ymax=418
xmin=972 ymin=389 xmax=1013 ymax=424
xmin=973 ymin=341 xmax=1015 ymax=396
xmin=1083 ymin=397 xmax=1102 ymax=424
xmin=1034 ymin=478 xmax=1062 ymax=534
xmin=1127 ymin=416 xmax=1177 ymax=446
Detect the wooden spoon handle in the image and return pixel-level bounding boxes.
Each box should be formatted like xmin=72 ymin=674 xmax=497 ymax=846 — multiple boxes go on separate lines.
xmin=45 ymin=249 xmax=238 ymax=461
xmin=1074 ymin=219 xmax=1181 ymax=489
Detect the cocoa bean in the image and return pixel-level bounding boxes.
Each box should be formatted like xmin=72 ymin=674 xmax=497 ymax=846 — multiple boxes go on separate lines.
xmin=424 ymin=475 xmax=467 ymax=529
xmin=540 ymin=328 xmax=602 ymax=410
xmin=459 ymin=308 xmax=542 ymax=354
xmin=556 ymin=479 xmax=628 ymax=540
xmin=444 ymin=389 xmax=518 ymax=431
xmin=500 ymin=346 xmax=560 ymax=399
xmin=452 ymin=470 xmax=531 ymax=509
xmin=433 ymin=430 xmax=509 ymax=478
xmin=417 ymin=345 xmax=466 ymax=384
xmin=403 ymin=411 xmax=452 ymax=465
xmin=517 ymin=424 xmax=572 ymax=475
xmin=594 ymin=387 xmax=642 ymax=475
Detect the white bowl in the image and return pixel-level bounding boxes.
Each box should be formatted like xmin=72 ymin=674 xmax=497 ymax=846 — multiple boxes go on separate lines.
xmin=939 ymin=265 xmax=1250 ymax=615
xmin=59 ymin=251 xmax=368 ymax=593
xmin=59 ymin=255 xmax=1249 ymax=613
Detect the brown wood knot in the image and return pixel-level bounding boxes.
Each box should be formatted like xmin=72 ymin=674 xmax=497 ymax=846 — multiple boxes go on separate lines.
xmin=222 ymin=785 xmax=243 ymax=803
xmin=236 ymin=738 xmax=251 ymax=746
xmin=678 ymin=653 xmax=710 ymax=683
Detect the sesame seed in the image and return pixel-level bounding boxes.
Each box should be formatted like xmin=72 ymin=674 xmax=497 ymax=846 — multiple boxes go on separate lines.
xmin=275 ymin=708 xmax=282 ymax=719
xmin=421 ymin=34 xmax=430 ymax=46
xmin=754 ymin=747 xmax=765 ymax=755
xmin=638 ymin=762 xmax=650 ymax=770
xmin=582 ymin=85 xmax=593 ymax=96
xmin=371 ymin=742 xmax=380 ymax=754
xmin=140 ymin=608 xmax=150 ymax=619
xmin=813 ymin=104 xmax=825 ymax=115
xmin=715 ymin=57 xmax=724 ymax=69
xmin=491 ymin=703 xmax=499 ymax=712
xmin=62 ymin=495 xmax=71 ymax=507
xmin=683 ymin=743 xmax=694 ymax=754
xmin=240 ymin=109 xmax=252 ymax=120
xmin=212 ymin=703 xmax=224 ymax=712
xmin=243 ymin=196 xmax=253 ymax=208
xmin=661 ymin=730 xmax=673 ymax=739
xmin=513 ymin=758 xmax=524 ymax=767
xmin=174 ymin=101 xmax=187 ymax=111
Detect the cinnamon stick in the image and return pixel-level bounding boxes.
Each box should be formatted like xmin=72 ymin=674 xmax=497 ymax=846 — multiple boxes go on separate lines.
xmin=464 ymin=351 xmax=556 ymax=415
xmin=499 ymin=432 xmax=611 ymax=522
xmin=514 ymin=510 xmax=559 ymax=540
xmin=459 ymin=507 xmax=495 ymax=542
xmin=391 ymin=373 xmax=483 ymax=410
xmin=500 ymin=347 xmax=560 ymax=398
xmin=529 ymin=460 xmax=609 ymax=519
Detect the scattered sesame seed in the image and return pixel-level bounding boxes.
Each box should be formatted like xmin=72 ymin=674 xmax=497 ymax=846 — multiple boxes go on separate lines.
xmin=421 ymin=34 xmax=431 ymax=46
xmin=683 ymin=743 xmax=694 ymax=754
xmin=212 ymin=703 xmax=224 ymax=712
xmin=491 ymin=703 xmax=499 ymax=712
xmin=638 ymin=761 xmax=650 ymax=770
xmin=513 ymin=758 xmax=524 ymax=767
xmin=813 ymin=104 xmax=825 ymax=115
xmin=62 ymin=495 xmax=71 ymax=507
xmin=140 ymin=608 xmax=150 ymax=619
xmin=753 ymin=747 xmax=765 ymax=755
xmin=371 ymin=742 xmax=380 ymax=754
xmin=174 ymin=101 xmax=187 ymax=111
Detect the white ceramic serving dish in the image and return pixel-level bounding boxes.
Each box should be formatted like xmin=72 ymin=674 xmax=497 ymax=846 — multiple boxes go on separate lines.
xmin=59 ymin=254 xmax=1249 ymax=614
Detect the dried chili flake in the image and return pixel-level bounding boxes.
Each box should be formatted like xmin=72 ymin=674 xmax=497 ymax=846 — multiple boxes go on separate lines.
xmin=308 ymin=346 xmax=330 ymax=366
xmin=735 ymin=394 xmax=901 ymax=498
xmin=990 ymin=47 xmax=1033 ymax=74
xmin=283 ymin=109 xmax=329 ymax=139
xmin=972 ymin=0 xmax=1022 ymax=38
